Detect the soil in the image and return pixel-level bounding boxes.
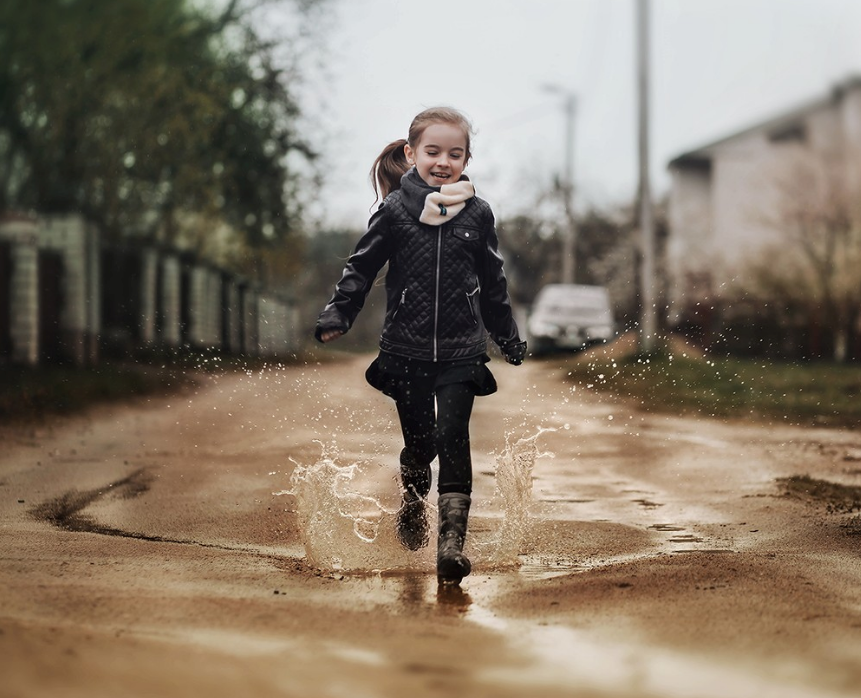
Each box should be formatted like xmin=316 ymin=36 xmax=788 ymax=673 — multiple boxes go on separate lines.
xmin=1 ymin=351 xmax=860 ymax=698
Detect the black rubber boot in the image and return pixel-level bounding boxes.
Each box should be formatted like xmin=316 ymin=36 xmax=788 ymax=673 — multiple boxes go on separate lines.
xmin=436 ymin=492 xmax=472 ymax=585
xmin=396 ymin=448 xmax=431 ymax=551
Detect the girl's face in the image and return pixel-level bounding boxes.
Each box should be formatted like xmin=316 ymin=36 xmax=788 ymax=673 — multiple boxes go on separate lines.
xmin=404 ymin=122 xmax=468 ymax=187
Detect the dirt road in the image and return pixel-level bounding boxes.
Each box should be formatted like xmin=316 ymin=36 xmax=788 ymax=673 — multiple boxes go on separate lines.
xmin=2 ymin=351 xmax=860 ymax=698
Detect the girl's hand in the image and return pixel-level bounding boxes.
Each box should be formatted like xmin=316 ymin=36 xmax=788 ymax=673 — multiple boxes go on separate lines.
xmin=501 ymin=340 xmax=527 ymax=365
xmin=320 ymin=329 xmax=344 ymax=343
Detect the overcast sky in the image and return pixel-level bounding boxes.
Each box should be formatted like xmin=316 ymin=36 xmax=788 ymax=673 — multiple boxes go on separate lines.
xmin=278 ymin=0 xmax=861 ymax=228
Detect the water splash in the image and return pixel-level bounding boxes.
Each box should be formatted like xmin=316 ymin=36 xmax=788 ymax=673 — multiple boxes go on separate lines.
xmin=484 ymin=428 xmax=556 ymax=566
xmin=281 ymin=431 xmax=552 ymax=575
xmin=282 ymin=442 xmax=434 ymax=573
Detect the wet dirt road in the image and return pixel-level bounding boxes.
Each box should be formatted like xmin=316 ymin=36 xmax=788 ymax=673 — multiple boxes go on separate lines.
xmin=2 ymin=351 xmax=861 ymax=698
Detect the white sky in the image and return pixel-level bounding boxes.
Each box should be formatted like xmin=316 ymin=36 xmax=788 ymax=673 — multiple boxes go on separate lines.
xmin=279 ymin=0 xmax=861 ymax=228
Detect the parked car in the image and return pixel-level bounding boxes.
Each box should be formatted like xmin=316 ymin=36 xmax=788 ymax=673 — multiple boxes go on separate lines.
xmin=527 ymin=284 xmax=615 ymax=354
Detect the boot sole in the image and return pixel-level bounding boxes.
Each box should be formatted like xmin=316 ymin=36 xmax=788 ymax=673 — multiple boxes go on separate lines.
xmin=437 ymin=555 xmax=471 ymax=585
xmin=437 ymin=576 xmax=463 ymax=586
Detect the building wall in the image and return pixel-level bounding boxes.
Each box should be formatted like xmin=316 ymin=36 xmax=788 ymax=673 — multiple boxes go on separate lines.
xmin=667 ymin=164 xmax=711 ymax=321
xmin=206 ymin=268 xmax=222 ymax=347
xmin=140 ymin=248 xmax=159 ymax=345
xmin=188 ymin=265 xmax=207 ymax=347
xmin=2 ymin=213 xmax=300 ymax=363
xmin=667 ymin=81 xmax=861 ymax=335
xmin=39 ymin=214 xmax=100 ymax=365
xmin=186 ymin=264 xmax=223 ymax=348
xmin=838 ymin=84 xmax=861 ymax=194
xmin=85 ymin=219 xmax=100 ymax=363
xmin=242 ymin=287 xmax=260 ymax=357
xmin=222 ymin=276 xmax=242 ymax=354
xmin=257 ymin=294 xmax=298 ymax=357
xmin=0 ymin=218 xmax=39 ymax=365
xmin=160 ymin=254 xmax=182 ymax=347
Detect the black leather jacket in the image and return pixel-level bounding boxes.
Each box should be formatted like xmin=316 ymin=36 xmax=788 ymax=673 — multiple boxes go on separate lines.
xmin=316 ymin=171 xmax=522 ymax=362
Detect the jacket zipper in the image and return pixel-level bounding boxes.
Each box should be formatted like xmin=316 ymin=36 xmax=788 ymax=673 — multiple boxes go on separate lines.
xmin=433 ymin=225 xmax=442 ymax=362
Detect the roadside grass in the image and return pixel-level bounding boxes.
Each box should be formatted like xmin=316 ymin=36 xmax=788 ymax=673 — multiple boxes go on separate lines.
xmin=0 ymin=363 xmax=193 ymax=424
xmin=559 ymin=340 xmax=861 ymax=428
xmin=0 ymin=347 xmax=328 ymax=425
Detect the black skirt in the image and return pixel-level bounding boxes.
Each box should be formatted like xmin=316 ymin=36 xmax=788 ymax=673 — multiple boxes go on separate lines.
xmin=365 ymin=351 xmax=498 ymax=398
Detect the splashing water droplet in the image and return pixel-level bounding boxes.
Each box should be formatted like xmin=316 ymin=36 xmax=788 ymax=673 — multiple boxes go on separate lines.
xmin=484 ymin=428 xmax=556 ymax=567
xmin=282 ymin=442 xmax=431 ymax=573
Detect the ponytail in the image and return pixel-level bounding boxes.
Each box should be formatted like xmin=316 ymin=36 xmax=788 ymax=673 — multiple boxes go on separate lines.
xmin=369 ymin=139 xmax=409 ymax=203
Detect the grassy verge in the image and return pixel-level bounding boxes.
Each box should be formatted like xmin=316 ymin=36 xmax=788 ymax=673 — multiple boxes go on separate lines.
xmin=560 ymin=344 xmax=861 ymax=429
xmin=0 ymin=347 xmax=328 ymax=425
xmin=0 ymin=363 xmax=194 ymax=424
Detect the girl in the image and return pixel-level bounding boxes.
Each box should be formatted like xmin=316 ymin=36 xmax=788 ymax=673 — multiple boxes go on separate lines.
xmin=315 ymin=106 xmax=526 ymax=585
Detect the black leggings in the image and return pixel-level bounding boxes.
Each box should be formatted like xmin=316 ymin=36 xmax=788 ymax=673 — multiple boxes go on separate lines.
xmin=392 ymin=379 xmax=475 ymax=496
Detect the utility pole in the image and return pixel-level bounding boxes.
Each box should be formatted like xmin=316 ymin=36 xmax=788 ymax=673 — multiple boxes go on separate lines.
xmin=637 ymin=0 xmax=657 ymax=353
xmin=561 ymin=92 xmax=577 ymax=285
xmin=544 ymin=85 xmax=577 ymax=284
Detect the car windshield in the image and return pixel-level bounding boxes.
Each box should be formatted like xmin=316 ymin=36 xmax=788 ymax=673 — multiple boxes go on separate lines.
xmin=537 ymin=294 xmax=609 ymax=318
xmin=543 ymin=301 xmax=606 ymax=315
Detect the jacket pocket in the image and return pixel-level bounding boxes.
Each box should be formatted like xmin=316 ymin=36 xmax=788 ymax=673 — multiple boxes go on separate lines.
xmin=392 ymin=288 xmax=407 ymax=321
xmin=465 ymin=284 xmax=480 ymax=325
xmin=452 ymin=226 xmax=481 ymax=243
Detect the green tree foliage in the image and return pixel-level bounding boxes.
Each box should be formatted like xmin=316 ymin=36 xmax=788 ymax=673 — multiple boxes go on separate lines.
xmin=0 ymin=0 xmax=317 ymax=275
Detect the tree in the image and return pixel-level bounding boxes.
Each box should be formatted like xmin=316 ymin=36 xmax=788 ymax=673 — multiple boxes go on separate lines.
xmin=498 ymin=202 xmax=667 ymax=330
xmin=736 ymin=156 xmax=861 ymax=362
xmin=0 ymin=0 xmax=321 ymax=279
xmin=496 ymin=214 xmax=558 ymax=306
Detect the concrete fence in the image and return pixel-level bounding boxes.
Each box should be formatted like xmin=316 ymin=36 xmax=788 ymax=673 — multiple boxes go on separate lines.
xmin=0 ymin=213 xmax=298 ymax=365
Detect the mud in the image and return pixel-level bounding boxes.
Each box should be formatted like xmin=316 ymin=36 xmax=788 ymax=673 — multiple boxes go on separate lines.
xmin=31 ymin=467 xmax=154 ymax=533
xmin=778 ymin=475 xmax=861 ymax=513
xmin=1 ymin=352 xmax=861 ymax=697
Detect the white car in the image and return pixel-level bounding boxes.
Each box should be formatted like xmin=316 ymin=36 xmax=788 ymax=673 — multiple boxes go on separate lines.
xmin=527 ymin=284 xmax=615 ymax=354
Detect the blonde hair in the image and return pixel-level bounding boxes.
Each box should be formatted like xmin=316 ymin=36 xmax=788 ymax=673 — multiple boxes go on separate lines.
xmin=369 ymin=107 xmax=474 ymax=202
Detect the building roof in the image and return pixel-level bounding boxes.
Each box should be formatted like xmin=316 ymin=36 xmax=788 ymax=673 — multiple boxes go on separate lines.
xmin=668 ymin=75 xmax=861 ymax=169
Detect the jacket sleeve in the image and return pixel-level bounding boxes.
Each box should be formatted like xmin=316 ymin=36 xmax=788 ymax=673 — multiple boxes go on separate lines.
xmin=315 ymin=204 xmax=393 ymax=342
xmin=478 ymin=208 xmax=523 ymax=349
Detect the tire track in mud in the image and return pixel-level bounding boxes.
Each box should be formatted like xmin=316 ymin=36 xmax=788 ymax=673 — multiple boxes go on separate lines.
xmin=29 ymin=468 xmax=244 ymax=552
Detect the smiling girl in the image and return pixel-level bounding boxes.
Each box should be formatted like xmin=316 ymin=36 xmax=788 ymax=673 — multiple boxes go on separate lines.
xmin=315 ymin=106 xmax=526 ymax=585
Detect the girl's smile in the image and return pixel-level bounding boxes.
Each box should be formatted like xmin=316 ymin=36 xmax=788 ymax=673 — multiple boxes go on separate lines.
xmin=404 ymin=123 xmax=468 ymax=187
